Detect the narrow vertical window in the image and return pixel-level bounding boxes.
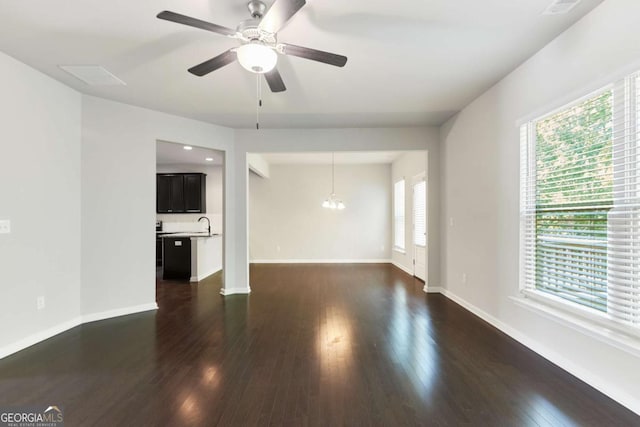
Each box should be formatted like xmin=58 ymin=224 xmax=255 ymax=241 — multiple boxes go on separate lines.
xmin=394 ymin=179 xmax=405 ymax=251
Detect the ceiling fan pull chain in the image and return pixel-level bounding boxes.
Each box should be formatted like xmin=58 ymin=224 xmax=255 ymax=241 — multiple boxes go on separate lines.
xmin=259 ymin=75 xmax=263 ymax=108
xmin=256 ymin=74 xmax=260 ymax=130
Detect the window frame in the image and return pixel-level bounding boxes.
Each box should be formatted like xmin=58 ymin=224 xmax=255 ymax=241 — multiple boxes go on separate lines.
xmin=519 ymin=73 xmax=640 ymax=342
xmin=393 ymin=179 xmax=406 ymax=253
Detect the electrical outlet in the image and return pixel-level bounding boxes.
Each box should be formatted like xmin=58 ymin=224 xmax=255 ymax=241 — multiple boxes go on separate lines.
xmin=37 ymin=296 xmax=45 ymax=310
xmin=381 ymin=245 xmax=385 ymax=252
xmin=462 ymin=273 xmax=467 ymax=285
xmin=277 ymin=245 xmax=281 ymax=253
xmin=0 ymin=220 xmax=10 ymax=234
xmin=449 ymin=217 xmax=454 ymax=227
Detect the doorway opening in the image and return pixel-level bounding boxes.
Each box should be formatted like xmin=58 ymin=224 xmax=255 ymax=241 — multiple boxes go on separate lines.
xmin=246 ymin=151 xmax=428 ymax=288
xmin=155 ymin=141 xmax=225 ymax=290
xmin=412 ymin=173 xmax=427 ymax=282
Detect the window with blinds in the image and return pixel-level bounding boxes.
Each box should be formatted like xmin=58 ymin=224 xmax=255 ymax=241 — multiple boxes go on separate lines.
xmin=394 ymin=179 xmax=405 ymax=251
xmin=413 ymin=180 xmax=427 ymax=247
xmin=520 ymin=70 xmax=640 ymax=330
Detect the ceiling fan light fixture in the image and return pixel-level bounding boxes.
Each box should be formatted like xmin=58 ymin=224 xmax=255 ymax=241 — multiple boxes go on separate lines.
xmin=237 ymin=43 xmax=277 ymax=74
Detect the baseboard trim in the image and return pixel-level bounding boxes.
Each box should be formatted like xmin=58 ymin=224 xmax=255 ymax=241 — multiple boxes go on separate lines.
xmin=390 ymin=260 xmax=413 ymax=276
xmin=0 ymin=302 xmax=159 ymax=360
xmin=437 ymin=288 xmax=640 ymax=416
xmin=250 ymin=259 xmax=391 ymax=264
xmin=190 ymin=267 xmax=222 ymax=283
xmin=424 ymin=285 xmax=442 ymax=294
xmin=220 ymin=287 xmax=251 ymax=296
xmin=81 ymin=302 xmax=159 ymax=324
xmin=0 ymin=316 xmax=82 ymax=360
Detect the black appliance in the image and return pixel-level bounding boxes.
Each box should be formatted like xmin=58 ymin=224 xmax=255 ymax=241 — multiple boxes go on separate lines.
xmin=163 ymin=237 xmax=191 ymax=280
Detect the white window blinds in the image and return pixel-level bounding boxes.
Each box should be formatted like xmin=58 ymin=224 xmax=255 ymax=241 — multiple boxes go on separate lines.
xmin=413 ymin=180 xmax=427 ymax=247
xmin=394 ymin=179 xmax=405 ymax=250
xmin=520 ymin=71 xmax=640 ymax=329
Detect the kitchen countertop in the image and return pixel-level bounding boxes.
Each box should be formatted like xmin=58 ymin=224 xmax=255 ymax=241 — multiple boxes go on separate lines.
xmin=158 ymin=232 xmax=221 ymax=239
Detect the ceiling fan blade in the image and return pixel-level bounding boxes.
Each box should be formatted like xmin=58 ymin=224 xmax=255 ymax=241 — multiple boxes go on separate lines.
xmin=258 ymin=0 xmax=306 ymax=34
xmin=188 ymin=50 xmax=237 ymax=76
xmin=280 ymin=43 xmax=347 ymax=67
xmin=264 ymin=68 xmax=286 ymax=93
xmin=157 ymin=11 xmax=236 ymax=37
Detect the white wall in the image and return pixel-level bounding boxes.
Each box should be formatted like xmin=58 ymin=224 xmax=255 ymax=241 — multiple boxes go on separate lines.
xmin=156 ymin=164 xmax=224 ymax=233
xmin=440 ymin=0 xmax=640 ymax=414
xmin=234 ymin=127 xmax=439 ymax=292
xmin=250 ymin=164 xmax=391 ymax=262
xmin=81 ymin=96 xmax=235 ymax=313
xmin=0 ymin=51 xmax=81 ymax=355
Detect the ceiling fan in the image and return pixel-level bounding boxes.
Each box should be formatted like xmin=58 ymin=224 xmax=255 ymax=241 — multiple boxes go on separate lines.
xmin=157 ymin=0 xmax=348 ymax=93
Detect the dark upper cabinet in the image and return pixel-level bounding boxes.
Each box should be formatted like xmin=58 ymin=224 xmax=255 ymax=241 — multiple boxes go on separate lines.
xmin=157 ymin=173 xmax=206 ymax=214
xmin=169 ymin=175 xmax=185 ymax=212
xmin=157 ymin=175 xmax=173 ymax=213
xmin=184 ymin=174 xmax=206 ymax=213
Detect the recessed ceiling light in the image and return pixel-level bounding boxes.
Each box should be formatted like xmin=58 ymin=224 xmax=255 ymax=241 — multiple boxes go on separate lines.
xmin=183 ymin=146 xmax=193 ymax=151
xmin=205 ymin=157 xmax=214 ymax=162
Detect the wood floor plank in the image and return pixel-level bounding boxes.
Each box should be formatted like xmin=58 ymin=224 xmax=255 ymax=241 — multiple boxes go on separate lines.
xmin=0 ymin=264 xmax=637 ymax=426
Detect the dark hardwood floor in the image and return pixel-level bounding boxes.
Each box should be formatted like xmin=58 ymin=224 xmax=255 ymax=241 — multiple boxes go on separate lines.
xmin=0 ymin=264 xmax=637 ymax=426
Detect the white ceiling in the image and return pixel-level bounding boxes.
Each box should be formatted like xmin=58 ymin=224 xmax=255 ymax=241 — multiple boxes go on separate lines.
xmin=0 ymin=0 xmax=602 ymax=129
xmin=260 ymin=151 xmax=413 ymax=165
xmin=157 ymin=140 xmax=223 ymax=166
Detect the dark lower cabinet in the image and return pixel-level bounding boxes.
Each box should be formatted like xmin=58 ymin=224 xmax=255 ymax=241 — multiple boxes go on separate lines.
xmin=157 ymin=173 xmax=206 ymax=214
xmin=163 ymin=238 xmax=191 ymax=280
xmin=156 ymin=237 xmax=163 ymax=267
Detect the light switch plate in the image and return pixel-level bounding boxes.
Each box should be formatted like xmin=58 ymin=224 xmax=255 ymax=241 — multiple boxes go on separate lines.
xmin=0 ymin=220 xmax=10 ymax=234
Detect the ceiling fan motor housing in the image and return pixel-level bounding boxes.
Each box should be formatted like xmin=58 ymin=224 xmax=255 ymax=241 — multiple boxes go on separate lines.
xmin=236 ymin=19 xmax=277 ymax=45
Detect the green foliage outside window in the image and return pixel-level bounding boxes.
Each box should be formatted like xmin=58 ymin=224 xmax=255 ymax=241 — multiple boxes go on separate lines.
xmin=534 ymin=91 xmax=613 ymax=311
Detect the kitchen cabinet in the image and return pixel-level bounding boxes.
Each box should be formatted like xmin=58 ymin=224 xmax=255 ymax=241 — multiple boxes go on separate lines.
xmin=184 ymin=174 xmax=206 ymax=212
xmin=156 ymin=237 xmax=163 ymax=267
xmin=156 ymin=173 xmax=206 ymax=214
xmin=156 ymin=175 xmax=173 ymax=213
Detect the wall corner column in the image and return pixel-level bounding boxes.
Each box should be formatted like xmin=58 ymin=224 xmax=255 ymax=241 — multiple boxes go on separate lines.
xmin=221 ymin=146 xmax=251 ymax=296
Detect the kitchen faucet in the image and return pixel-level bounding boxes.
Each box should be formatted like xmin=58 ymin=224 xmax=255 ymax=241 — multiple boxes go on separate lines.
xmin=198 ymin=216 xmax=211 ymax=235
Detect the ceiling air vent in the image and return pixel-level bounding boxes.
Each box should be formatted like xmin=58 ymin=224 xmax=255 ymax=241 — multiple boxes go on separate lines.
xmin=543 ymin=0 xmax=581 ymax=15
xmin=58 ymin=65 xmax=126 ymax=86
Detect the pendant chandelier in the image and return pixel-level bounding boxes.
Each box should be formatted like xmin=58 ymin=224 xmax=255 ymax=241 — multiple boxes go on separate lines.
xmin=322 ymin=152 xmax=345 ymax=210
